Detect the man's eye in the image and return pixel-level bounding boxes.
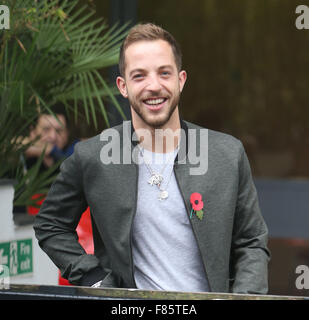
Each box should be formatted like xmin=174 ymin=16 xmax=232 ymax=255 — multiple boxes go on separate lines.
xmin=56 ymin=128 xmax=65 ymax=135
xmin=133 ymin=74 xmax=143 ymax=79
xmin=161 ymin=71 xmax=170 ymax=76
xmin=42 ymin=128 xmax=50 ymax=134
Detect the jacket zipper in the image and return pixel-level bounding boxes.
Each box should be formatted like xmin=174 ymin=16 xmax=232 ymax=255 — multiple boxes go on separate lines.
xmin=173 ymin=164 xmax=212 ymax=292
xmin=129 ymin=163 xmax=138 ymax=288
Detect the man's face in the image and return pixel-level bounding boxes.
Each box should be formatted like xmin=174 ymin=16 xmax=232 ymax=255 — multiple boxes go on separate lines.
xmin=34 ymin=114 xmax=69 ymax=150
xmin=117 ymin=40 xmax=186 ymax=129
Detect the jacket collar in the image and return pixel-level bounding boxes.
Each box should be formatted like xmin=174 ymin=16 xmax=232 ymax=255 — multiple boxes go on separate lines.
xmin=128 ymin=119 xmax=189 ymax=164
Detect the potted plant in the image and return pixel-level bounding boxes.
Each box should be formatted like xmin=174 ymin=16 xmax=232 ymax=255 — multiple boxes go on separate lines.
xmin=0 ymin=0 xmax=128 ymax=208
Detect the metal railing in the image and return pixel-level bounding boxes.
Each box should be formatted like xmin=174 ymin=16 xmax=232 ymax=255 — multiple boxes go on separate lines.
xmin=0 ymin=284 xmax=307 ymax=300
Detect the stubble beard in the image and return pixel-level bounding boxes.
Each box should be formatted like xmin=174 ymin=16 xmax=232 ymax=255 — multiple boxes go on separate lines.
xmin=129 ymin=92 xmax=181 ymax=129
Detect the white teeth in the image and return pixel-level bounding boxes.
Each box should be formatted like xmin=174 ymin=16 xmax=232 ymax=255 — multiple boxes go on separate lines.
xmin=145 ymin=98 xmax=165 ymax=105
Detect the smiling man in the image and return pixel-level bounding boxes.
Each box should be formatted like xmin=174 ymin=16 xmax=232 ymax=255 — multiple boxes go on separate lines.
xmin=34 ymin=23 xmax=270 ymax=294
xmin=117 ymin=38 xmax=186 ymax=132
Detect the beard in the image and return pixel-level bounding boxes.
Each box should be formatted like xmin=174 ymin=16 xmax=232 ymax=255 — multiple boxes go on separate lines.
xmin=128 ymin=91 xmax=181 ymax=129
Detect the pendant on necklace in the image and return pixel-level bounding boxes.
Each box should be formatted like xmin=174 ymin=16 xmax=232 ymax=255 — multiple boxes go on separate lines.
xmin=148 ymin=173 xmax=163 ymax=186
xmin=158 ymin=190 xmax=169 ymax=201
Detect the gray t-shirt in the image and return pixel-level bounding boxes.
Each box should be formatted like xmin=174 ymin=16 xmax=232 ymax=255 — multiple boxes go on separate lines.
xmin=132 ymin=148 xmax=210 ymax=292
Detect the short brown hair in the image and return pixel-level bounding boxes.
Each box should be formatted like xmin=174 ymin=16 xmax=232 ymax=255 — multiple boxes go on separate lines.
xmin=118 ymin=23 xmax=182 ymax=77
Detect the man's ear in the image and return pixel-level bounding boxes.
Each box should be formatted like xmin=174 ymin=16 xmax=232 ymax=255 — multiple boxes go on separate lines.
xmin=116 ymin=76 xmax=128 ymax=98
xmin=178 ymin=70 xmax=187 ymax=93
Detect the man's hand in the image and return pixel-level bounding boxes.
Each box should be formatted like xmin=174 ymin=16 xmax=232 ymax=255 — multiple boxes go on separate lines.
xmin=25 ymin=141 xmax=53 ymax=157
xmin=24 ymin=132 xmax=55 ymax=167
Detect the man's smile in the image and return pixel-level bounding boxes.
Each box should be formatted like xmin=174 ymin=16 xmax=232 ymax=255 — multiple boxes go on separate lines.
xmin=143 ymin=97 xmax=168 ymax=110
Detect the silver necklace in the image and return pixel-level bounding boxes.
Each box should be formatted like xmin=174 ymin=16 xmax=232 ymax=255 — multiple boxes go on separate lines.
xmin=139 ymin=146 xmax=177 ymax=201
xmin=139 ymin=147 xmax=169 ymax=187
xmin=157 ymin=166 xmax=174 ymax=201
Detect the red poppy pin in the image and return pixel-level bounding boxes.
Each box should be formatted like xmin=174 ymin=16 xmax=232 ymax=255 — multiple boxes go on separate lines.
xmin=190 ymin=192 xmax=204 ymax=220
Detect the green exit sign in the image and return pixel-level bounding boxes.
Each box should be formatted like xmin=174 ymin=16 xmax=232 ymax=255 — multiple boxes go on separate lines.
xmin=0 ymin=239 xmax=33 ymax=276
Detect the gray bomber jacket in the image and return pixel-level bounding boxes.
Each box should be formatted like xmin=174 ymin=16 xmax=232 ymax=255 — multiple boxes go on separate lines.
xmin=34 ymin=120 xmax=270 ymax=293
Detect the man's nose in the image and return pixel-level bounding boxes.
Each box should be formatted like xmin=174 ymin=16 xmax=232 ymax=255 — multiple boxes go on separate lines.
xmin=146 ymin=74 xmax=162 ymax=92
xmin=47 ymin=129 xmax=58 ymax=143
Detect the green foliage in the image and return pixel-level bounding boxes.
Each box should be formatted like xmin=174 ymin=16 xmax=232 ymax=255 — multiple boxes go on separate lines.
xmin=0 ymin=0 xmax=128 ymax=205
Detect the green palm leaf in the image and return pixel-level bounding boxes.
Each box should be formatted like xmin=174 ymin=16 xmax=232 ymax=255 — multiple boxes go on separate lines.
xmin=1 ymin=0 xmax=129 ymax=205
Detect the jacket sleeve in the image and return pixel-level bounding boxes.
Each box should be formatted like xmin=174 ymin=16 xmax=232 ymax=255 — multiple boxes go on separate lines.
xmin=33 ymin=144 xmax=103 ymax=285
xmin=230 ymin=143 xmax=271 ymax=294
